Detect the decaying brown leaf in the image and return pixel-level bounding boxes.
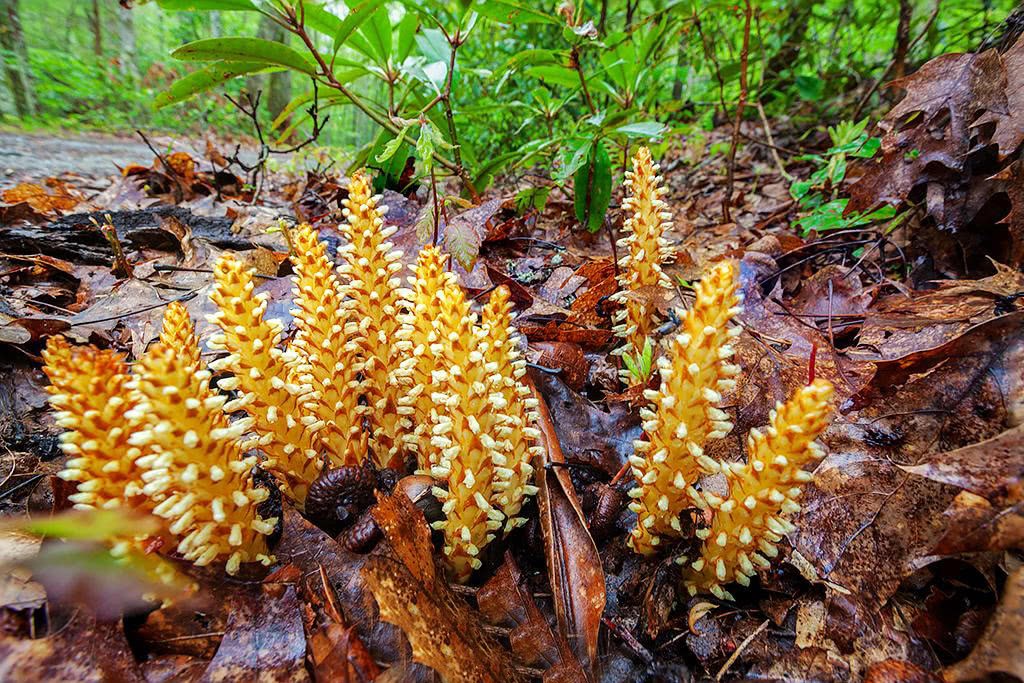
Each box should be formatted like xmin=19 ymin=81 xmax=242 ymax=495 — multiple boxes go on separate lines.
xmin=528 ymin=373 xmax=606 ymax=676
xmin=943 ymin=566 xmax=1024 ymax=682
xmin=362 ymin=491 xmax=523 ymax=683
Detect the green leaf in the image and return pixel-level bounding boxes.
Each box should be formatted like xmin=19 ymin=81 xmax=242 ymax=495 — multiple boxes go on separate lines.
xmin=376 ymin=124 xmax=411 ymax=163
xmin=172 ymin=37 xmax=317 ymax=75
xmin=156 ymin=0 xmax=255 ymax=10
xmin=574 ymin=140 xmax=612 ymax=233
xmin=361 ymin=3 xmax=393 ymax=64
xmin=301 ymin=3 xmax=345 ymax=39
xmin=3 ymin=508 xmax=161 ymax=541
xmin=794 ymin=74 xmax=824 ymax=101
xmin=396 ymin=12 xmax=419 ymax=61
xmin=615 ymin=121 xmax=667 ymax=139
xmin=154 ymin=61 xmax=276 ymax=109
xmin=473 ymin=0 xmax=559 ymax=25
xmin=528 ymin=65 xmax=581 ymax=88
xmin=334 ymin=0 xmax=387 ymax=56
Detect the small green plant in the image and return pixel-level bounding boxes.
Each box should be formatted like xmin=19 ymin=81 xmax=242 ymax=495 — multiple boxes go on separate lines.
xmin=790 ymin=118 xmax=894 ymax=236
xmin=622 ymin=337 xmax=654 ymax=383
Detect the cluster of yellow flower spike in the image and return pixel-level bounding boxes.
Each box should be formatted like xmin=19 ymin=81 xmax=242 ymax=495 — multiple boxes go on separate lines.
xmin=43 ymin=302 xmax=276 ymax=575
xmin=44 ymin=170 xmax=541 ymax=580
xmin=610 ymin=146 xmax=674 ymax=381
xmin=624 ymin=259 xmax=834 ymax=598
xmin=393 ymin=247 xmax=541 ymax=582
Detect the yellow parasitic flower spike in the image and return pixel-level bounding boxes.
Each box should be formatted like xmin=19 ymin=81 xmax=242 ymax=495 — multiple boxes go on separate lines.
xmin=128 ymin=343 xmax=276 ymax=575
xmin=611 ymin=146 xmax=674 ymax=378
xmin=425 ymin=283 xmax=504 ymax=582
xmin=207 ymin=253 xmax=322 ymax=506
xmin=394 ymin=246 xmax=460 ymax=472
xmin=338 ymin=170 xmax=412 ymax=469
xmin=286 ymin=223 xmax=366 ymax=467
xmin=477 ymin=285 xmax=542 ymax=533
xmin=42 ymin=337 xmax=147 ymax=511
xmin=628 ymin=260 xmax=743 ymax=555
xmin=684 ymin=379 xmax=834 ymax=600
xmin=159 ymin=301 xmax=201 ymax=372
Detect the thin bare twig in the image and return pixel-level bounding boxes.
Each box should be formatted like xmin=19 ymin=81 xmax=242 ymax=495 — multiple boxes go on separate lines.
xmin=723 ymin=0 xmax=753 ymax=223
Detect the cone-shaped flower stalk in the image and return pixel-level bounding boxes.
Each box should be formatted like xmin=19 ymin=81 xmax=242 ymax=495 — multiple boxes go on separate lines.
xmin=628 ymin=260 xmax=743 ymax=555
xmin=394 ymin=246 xmax=460 ymax=471
xmin=207 ymin=254 xmax=322 ymax=505
xmin=684 ymin=379 xmax=834 ymax=600
xmin=127 ymin=343 xmax=276 ymax=575
xmin=611 ymin=146 xmax=674 ymax=379
xmin=478 ymin=286 xmax=542 ymax=533
xmin=286 ymin=223 xmax=365 ymax=467
xmin=425 ymin=284 xmax=505 ymax=582
xmin=42 ymin=337 xmax=147 ymax=511
xmin=159 ymin=301 xmax=201 ymax=372
xmin=338 ymin=170 xmax=412 ymax=469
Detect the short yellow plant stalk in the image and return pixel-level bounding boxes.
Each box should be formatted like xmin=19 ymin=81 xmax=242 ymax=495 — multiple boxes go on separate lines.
xmin=394 ymin=246 xmax=460 ymax=471
xmin=208 ymin=255 xmax=323 ymax=505
xmin=684 ymin=380 xmax=834 ymax=600
xmin=478 ymin=286 xmax=542 ymax=533
xmin=611 ymin=146 xmax=674 ymax=381
xmin=338 ymin=171 xmax=411 ymax=469
xmin=128 ymin=342 xmax=276 ymax=575
xmin=628 ymin=260 xmax=743 ymax=555
xmin=420 ymin=278 xmax=540 ymax=582
xmin=286 ymin=222 xmax=365 ymax=467
xmin=43 ymin=337 xmax=148 ymax=511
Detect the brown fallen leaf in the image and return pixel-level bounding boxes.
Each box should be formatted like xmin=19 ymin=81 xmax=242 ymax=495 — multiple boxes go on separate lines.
xmin=362 ymin=491 xmax=523 ymax=683
xmin=528 ymin=371 xmax=605 ymax=676
xmin=476 ymin=553 xmax=588 ymax=682
xmin=943 ymin=566 xmax=1024 ymax=682
xmin=1 ymin=179 xmax=81 ymax=215
xmin=796 ymin=312 xmax=1024 ymax=606
xmin=198 ymin=582 xmax=308 ymax=683
xmin=0 ymin=611 xmax=144 ymax=682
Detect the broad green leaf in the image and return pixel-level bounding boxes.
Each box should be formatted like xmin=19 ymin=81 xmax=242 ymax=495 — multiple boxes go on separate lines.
xmin=172 ymin=37 xmax=317 ymax=75
xmin=302 ymin=3 xmax=345 ymax=39
xmin=2 ymin=508 xmax=161 ymax=541
xmin=334 ymin=0 xmax=387 ymax=56
xmin=154 ymin=61 xmax=276 ymax=109
xmin=473 ymin=0 xmax=559 ymax=24
xmin=156 ymin=0 xmax=255 ymax=10
xmin=795 ymin=74 xmax=824 ymax=101
xmin=396 ymin=12 xmax=419 ymax=61
xmin=615 ymin=121 xmax=667 ymax=139
xmin=574 ymin=140 xmax=612 ymax=233
xmin=528 ymin=65 xmax=580 ymax=88
xmin=361 ymin=3 xmax=393 ymax=64
xmin=377 ymin=124 xmax=412 ymax=163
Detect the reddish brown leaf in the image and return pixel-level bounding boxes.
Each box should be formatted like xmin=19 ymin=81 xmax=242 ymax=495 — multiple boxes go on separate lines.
xmin=362 ymin=492 xmax=522 ymax=683
xmin=944 ymin=566 xmax=1024 ymax=682
xmin=528 ymin=374 xmax=605 ymax=676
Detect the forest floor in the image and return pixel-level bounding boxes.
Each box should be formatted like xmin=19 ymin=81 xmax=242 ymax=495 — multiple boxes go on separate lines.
xmin=0 ymin=131 xmax=155 ymax=186
xmin=0 ymin=36 xmax=1022 ymax=683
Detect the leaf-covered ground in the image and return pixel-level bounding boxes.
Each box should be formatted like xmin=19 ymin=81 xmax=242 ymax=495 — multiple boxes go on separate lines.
xmin=0 ymin=39 xmax=1022 ymax=683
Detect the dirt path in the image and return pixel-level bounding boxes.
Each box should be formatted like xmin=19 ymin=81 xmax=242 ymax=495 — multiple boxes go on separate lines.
xmin=0 ymin=130 xmax=160 ymax=188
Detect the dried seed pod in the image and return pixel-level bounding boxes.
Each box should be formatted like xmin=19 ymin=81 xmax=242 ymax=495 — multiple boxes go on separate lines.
xmin=305 ymin=464 xmax=377 ymax=529
xmin=628 ymin=260 xmax=743 ymax=555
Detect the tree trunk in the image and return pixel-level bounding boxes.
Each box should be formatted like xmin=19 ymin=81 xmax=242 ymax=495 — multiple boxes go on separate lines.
xmin=117 ymin=5 xmax=139 ymax=79
xmin=246 ymin=15 xmax=292 ymax=122
xmin=0 ymin=0 xmax=37 ymax=118
xmin=891 ymin=0 xmax=913 ymax=80
xmin=90 ymin=0 xmax=102 ymax=56
xmin=210 ymin=11 xmax=223 ymax=38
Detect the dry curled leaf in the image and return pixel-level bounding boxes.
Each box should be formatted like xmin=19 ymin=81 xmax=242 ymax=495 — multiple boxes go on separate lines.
xmin=362 ymin=491 xmax=522 ymax=683
xmin=943 ymin=566 xmax=1024 ymax=682
xmin=528 ymin=372 xmax=605 ymax=676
